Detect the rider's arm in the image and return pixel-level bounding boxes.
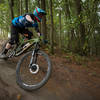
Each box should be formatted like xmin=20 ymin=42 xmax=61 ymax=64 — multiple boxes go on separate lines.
xmin=35 ymin=26 xmax=41 ymax=37
xmin=25 ymin=14 xmax=41 ymax=37
xmin=25 ymin=15 xmax=33 ymax=22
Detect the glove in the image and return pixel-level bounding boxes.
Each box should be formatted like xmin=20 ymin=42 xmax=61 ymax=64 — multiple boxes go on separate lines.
xmin=37 ymin=33 xmax=42 ymax=37
xmin=38 ymin=33 xmax=48 ymax=44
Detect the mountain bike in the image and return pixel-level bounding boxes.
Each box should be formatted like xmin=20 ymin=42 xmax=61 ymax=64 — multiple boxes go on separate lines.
xmin=1 ymin=35 xmax=40 ymax=58
xmin=1 ymin=35 xmax=52 ymax=91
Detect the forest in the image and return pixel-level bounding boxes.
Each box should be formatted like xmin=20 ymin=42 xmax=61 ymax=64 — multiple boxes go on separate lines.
xmin=0 ymin=0 xmax=100 ymax=56
xmin=0 ymin=0 xmax=100 ymax=100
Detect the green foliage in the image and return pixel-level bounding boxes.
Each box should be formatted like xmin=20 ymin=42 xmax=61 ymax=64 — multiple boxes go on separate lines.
xmin=0 ymin=0 xmax=100 ymax=56
xmin=0 ymin=1 xmax=10 ymax=32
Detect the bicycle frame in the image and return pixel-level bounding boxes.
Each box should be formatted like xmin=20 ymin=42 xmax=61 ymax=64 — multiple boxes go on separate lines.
xmin=8 ymin=35 xmax=41 ymax=58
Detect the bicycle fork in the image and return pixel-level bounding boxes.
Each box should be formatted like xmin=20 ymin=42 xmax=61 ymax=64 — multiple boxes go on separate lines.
xmin=29 ymin=45 xmax=40 ymax=74
xmin=30 ymin=50 xmax=37 ymax=66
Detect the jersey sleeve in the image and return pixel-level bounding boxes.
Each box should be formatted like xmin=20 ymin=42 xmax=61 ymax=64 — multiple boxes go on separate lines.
xmin=23 ymin=13 xmax=40 ymax=32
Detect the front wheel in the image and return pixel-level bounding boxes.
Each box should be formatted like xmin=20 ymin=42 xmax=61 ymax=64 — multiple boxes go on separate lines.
xmin=16 ymin=50 xmax=52 ymax=91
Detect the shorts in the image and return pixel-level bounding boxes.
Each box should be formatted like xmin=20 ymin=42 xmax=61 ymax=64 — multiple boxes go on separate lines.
xmin=9 ymin=24 xmax=33 ymax=45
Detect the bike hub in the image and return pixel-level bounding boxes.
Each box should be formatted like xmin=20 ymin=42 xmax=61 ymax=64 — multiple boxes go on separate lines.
xmin=29 ymin=64 xmax=39 ymax=74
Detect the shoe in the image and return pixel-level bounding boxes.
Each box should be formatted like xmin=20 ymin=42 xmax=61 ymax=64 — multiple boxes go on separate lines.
xmin=0 ymin=53 xmax=8 ymax=59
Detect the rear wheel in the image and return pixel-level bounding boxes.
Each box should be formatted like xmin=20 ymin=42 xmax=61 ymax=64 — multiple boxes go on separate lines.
xmin=16 ymin=50 xmax=52 ymax=91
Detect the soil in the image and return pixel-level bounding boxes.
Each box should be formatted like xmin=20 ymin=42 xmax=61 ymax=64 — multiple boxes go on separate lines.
xmin=0 ymin=40 xmax=100 ymax=100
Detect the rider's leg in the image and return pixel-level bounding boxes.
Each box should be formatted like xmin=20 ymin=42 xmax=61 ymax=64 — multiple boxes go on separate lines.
xmin=0 ymin=42 xmax=12 ymax=59
xmin=3 ymin=43 xmax=12 ymax=54
xmin=0 ymin=24 xmax=19 ymax=58
xmin=22 ymin=29 xmax=33 ymax=40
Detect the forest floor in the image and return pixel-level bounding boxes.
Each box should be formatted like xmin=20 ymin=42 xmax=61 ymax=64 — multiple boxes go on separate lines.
xmin=0 ymin=40 xmax=100 ymax=100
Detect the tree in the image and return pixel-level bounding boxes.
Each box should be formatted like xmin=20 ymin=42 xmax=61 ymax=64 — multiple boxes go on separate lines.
xmin=20 ymin=0 xmax=23 ymax=15
xmin=75 ymin=0 xmax=86 ymax=55
xmin=41 ymin=0 xmax=47 ymax=39
xmin=25 ymin=0 xmax=28 ymax=13
xmin=50 ymin=0 xmax=54 ymax=54
xmin=0 ymin=0 xmax=100 ymax=56
xmin=8 ymin=0 xmax=14 ymax=20
xmin=59 ymin=9 xmax=62 ymax=48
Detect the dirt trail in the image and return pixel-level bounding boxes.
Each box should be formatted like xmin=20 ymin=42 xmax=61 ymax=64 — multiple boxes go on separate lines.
xmin=0 ymin=40 xmax=100 ymax=100
xmin=0 ymin=58 xmax=63 ymax=100
xmin=0 ymin=55 xmax=100 ymax=100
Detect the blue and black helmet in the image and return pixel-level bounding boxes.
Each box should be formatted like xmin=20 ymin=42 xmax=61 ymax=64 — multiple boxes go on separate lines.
xmin=33 ymin=7 xmax=46 ymax=22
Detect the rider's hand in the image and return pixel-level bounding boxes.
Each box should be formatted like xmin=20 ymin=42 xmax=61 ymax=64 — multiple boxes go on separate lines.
xmin=37 ymin=33 xmax=48 ymax=44
xmin=37 ymin=32 xmax=42 ymax=37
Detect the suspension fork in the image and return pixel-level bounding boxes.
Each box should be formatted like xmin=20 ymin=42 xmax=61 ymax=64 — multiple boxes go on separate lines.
xmin=29 ymin=42 xmax=40 ymax=68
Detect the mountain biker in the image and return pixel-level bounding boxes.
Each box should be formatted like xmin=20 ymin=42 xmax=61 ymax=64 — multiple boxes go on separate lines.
xmin=0 ymin=7 xmax=46 ymax=59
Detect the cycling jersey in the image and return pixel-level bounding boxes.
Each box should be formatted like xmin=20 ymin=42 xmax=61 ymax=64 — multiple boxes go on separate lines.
xmin=12 ymin=14 xmax=39 ymax=30
xmin=10 ymin=14 xmax=40 ymax=45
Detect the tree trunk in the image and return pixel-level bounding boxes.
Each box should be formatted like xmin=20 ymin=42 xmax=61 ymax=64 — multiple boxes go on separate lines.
xmin=25 ymin=0 xmax=28 ymax=13
xmin=38 ymin=0 xmax=41 ymax=32
xmin=65 ymin=0 xmax=74 ymax=51
xmin=37 ymin=0 xmax=40 ymax=7
xmin=65 ymin=0 xmax=70 ymax=18
xmin=20 ymin=0 xmax=23 ymax=15
xmin=8 ymin=0 xmax=14 ymax=20
xmin=41 ymin=0 xmax=47 ymax=39
xmin=50 ymin=0 xmax=54 ymax=54
xmin=59 ymin=10 xmax=62 ymax=48
xmin=17 ymin=0 xmax=20 ymax=16
xmin=75 ymin=0 xmax=86 ymax=55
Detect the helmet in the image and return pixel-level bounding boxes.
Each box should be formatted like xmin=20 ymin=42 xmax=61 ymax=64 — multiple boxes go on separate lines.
xmin=33 ymin=8 xmax=46 ymax=22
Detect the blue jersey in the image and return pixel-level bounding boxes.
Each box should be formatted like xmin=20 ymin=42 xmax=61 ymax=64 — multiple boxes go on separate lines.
xmin=12 ymin=15 xmax=38 ymax=29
